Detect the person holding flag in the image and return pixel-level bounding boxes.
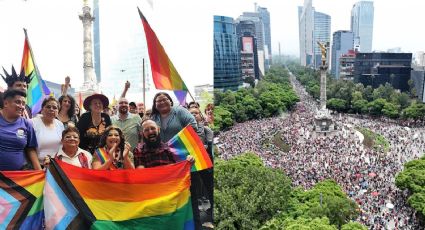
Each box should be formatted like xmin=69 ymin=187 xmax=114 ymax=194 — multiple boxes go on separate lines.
xmin=0 ymin=66 xmax=33 ymax=118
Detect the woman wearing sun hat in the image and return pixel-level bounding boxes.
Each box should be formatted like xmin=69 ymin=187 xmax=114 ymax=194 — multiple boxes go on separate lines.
xmin=76 ymin=93 xmax=111 ymax=154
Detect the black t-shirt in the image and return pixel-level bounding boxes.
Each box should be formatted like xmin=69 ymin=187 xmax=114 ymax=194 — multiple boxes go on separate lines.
xmin=76 ymin=112 xmax=111 ymax=154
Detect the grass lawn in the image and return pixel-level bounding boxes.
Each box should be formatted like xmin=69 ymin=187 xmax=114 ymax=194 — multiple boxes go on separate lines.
xmin=272 ymin=132 xmax=291 ymax=152
xmin=356 ymin=127 xmax=390 ymax=153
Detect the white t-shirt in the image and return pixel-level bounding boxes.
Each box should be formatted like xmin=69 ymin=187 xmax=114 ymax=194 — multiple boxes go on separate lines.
xmin=55 ymin=148 xmax=93 ymax=169
xmin=31 ymin=116 xmax=64 ymax=162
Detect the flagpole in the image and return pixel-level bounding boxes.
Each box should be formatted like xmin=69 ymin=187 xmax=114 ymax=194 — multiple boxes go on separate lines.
xmin=23 ymin=28 xmax=47 ymax=96
xmin=143 ymin=58 xmax=146 ymax=107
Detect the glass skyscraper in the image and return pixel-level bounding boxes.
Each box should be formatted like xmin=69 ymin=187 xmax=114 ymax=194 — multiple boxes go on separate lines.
xmin=93 ymin=0 xmax=101 ymax=83
xmin=298 ymin=0 xmax=314 ymax=66
xmin=256 ymin=6 xmax=272 ymax=66
xmin=214 ymin=15 xmax=242 ymax=91
xmin=331 ymin=30 xmax=354 ymax=79
xmin=313 ymin=11 xmax=331 ymax=69
xmin=351 ymin=1 xmax=374 ymax=52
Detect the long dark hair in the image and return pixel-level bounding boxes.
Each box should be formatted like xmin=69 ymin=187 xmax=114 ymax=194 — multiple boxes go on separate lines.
xmin=151 ymin=92 xmax=174 ymax=116
xmin=58 ymin=95 xmax=76 ymax=119
xmin=98 ymin=126 xmax=126 ymax=158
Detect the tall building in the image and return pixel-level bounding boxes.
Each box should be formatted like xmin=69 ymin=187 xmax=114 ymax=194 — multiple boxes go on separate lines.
xmin=354 ymin=53 xmax=412 ymax=92
xmin=411 ymin=67 xmax=425 ymax=101
xmin=93 ymin=0 xmax=101 ymax=83
xmin=236 ymin=20 xmax=259 ymax=80
xmin=298 ymin=0 xmax=314 ymax=66
xmin=238 ymin=12 xmax=266 ymax=74
xmin=313 ymin=11 xmax=331 ymax=68
xmin=256 ymin=6 xmax=272 ymax=66
xmin=339 ymin=50 xmax=357 ymax=80
xmin=351 ymin=1 xmax=374 ymax=52
xmin=214 ymin=15 xmax=242 ymax=91
xmin=331 ymin=30 xmax=354 ymax=79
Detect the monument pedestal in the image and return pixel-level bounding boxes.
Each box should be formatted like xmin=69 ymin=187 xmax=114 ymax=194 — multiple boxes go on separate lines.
xmin=314 ymin=108 xmax=334 ymax=132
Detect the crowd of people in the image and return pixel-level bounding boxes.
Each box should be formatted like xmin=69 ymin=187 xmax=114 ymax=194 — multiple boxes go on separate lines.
xmin=217 ymin=73 xmax=425 ymax=229
xmin=0 ymin=66 xmax=214 ymax=230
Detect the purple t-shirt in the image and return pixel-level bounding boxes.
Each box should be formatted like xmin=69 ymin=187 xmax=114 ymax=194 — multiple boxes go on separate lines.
xmin=0 ymin=115 xmax=38 ymax=170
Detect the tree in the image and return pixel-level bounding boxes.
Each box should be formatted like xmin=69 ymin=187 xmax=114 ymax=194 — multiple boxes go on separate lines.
xmin=213 ymin=106 xmax=233 ymax=131
xmin=352 ymin=99 xmax=368 ymax=114
xmin=382 ymin=102 xmax=400 ymax=119
xmin=214 ymin=153 xmax=293 ymax=229
xmin=261 ymin=217 xmax=337 ymax=230
xmin=327 ymin=98 xmax=347 ymax=112
xmin=395 ymin=156 xmax=425 ymax=217
xmin=367 ymin=98 xmax=387 ymax=116
xmin=402 ymin=102 xmax=425 ymax=122
xmin=341 ymin=222 xmax=368 ymax=230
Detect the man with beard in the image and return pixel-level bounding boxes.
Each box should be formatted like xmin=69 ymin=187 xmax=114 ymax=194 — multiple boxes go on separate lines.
xmin=111 ymin=97 xmax=142 ymax=149
xmin=134 ymin=119 xmax=194 ymax=168
xmin=133 ymin=119 xmax=176 ymax=168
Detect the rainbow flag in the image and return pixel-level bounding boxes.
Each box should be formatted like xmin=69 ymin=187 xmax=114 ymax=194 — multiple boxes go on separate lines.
xmin=21 ymin=29 xmax=51 ymax=116
xmin=0 ymin=170 xmax=45 ymax=229
xmin=168 ymin=125 xmax=213 ymax=172
xmin=94 ymin=147 xmax=117 ymax=170
xmin=44 ymin=159 xmax=194 ymax=229
xmin=138 ymin=8 xmax=188 ymax=91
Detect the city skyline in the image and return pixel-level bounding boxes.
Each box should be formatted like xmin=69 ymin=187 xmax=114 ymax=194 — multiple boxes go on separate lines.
xmin=211 ymin=0 xmax=425 ymax=57
xmin=0 ymin=0 xmax=213 ymax=105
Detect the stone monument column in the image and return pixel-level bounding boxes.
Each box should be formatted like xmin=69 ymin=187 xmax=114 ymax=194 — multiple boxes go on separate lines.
xmin=79 ymin=0 xmax=98 ymax=93
xmin=314 ymin=41 xmax=334 ymax=133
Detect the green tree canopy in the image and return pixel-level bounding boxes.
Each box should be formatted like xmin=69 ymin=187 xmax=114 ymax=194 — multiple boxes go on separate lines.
xmin=395 ymin=156 xmax=425 ymax=216
xmin=214 ymin=153 xmax=292 ymax=229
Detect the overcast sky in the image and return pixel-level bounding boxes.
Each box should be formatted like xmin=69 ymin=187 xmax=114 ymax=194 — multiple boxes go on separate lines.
xmin=211 ymin=0 xmax=425 ymax=57
xmin=0 ymin=0 xmax=213 ymax=95
xmin=0 ymin=0 xmax=424 ymax=93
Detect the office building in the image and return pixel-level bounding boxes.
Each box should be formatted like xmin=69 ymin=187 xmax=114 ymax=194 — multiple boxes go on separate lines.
xmin=331 ymin=30 xmax=354 ymax=79
xmin=214 ymin=15 xmax=242 ymax=91
xmin=351 ymin=1 xmax=374 ymax=52
xmin=313 ymin=11 xmax=331 ymax=68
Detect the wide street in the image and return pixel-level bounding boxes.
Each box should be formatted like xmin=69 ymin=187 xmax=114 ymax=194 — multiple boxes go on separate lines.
xmin=217 ymin=73 xmax=425 ymax=229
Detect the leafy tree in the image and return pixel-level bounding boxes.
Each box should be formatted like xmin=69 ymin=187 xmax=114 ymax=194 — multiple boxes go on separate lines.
xmin=341 ymin=221 xmax=368 ymax=230
xmin=351 ymin=91 xmax=363 ymax=102
xmin=395 ymin=156 xmax=425 ymax=217
xmin=259 ymin=90 xmax=285 ymax=117
xmin=367 ymin=98 xmax=387 ymax=116
xmin=261 ymin=217 xmax=337 ymax=230
xmin=352 ymin=99 xmax=368 ymax=114
xmin=327 ymin=98 xmax=347 ymax=112
xmin=213 ymin=106 xmax=233 ymax=131
xmin=242 ymin=94 xmax=263 ymax=120
xmin=402 ymin=102 xmax=425 ymax=121
xmin=382 ymin=102 xmax=400 ymax=119
xmin=363 ymin=86 xmax=374 ymax=102
xmin=214 ymin=153 xmax=292 ymax=229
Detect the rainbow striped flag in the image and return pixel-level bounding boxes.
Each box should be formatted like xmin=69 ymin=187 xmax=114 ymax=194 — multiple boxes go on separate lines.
xmin=168 ymin=125 xmax=213 ymax=172
xmin=21 ymin=29 xmax=51 ymax=116
xmin=0 ymin=170 xmax=45 ymax=229
xmin=138 ymin=8 xmax=188 ymax=91
xmin=94 ymin=147 xmax=117 ymax=170
xmin=44 ymin=159 xmax=194 ymax=229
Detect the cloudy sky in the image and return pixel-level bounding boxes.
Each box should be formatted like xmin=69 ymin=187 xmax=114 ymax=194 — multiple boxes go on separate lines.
xmin=0 ymin=0 xmax=423 ymax=95
xmin=0 ymin=0 xmax=213 ymax=98
xmin=211 ymin=0 xmax=425 ymax=57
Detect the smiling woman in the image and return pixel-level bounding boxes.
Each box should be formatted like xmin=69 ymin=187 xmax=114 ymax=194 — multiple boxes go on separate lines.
xmin=31 ymin=97 xmax=64 ymax=164
xmin=92 ymin=126 xmax=134 ymax=170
